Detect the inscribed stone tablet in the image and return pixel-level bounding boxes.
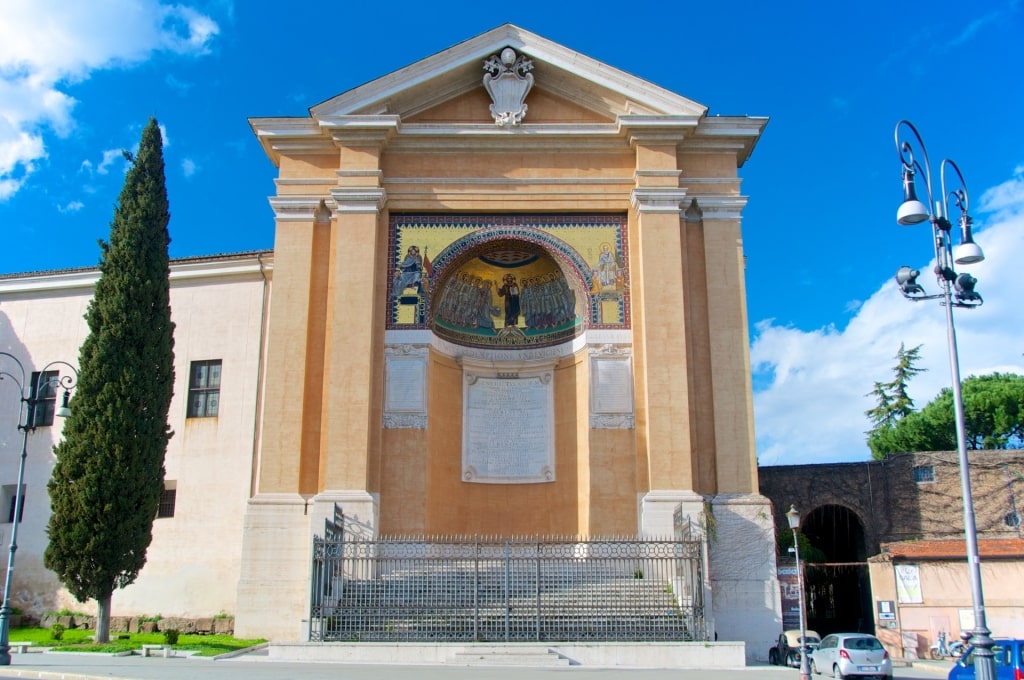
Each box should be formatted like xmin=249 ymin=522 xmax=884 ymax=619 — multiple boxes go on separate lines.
xmin=462 ymin=372 xmax=554 ymax=484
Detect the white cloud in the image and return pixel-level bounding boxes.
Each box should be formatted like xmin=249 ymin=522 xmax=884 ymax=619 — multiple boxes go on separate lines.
xmin=58 ymin=200 xmax=84 ymax=213
xmin=0 ymin=0 xmax=218 ymax=200
xmin=752 ymin=167 xmax=1024 ymax=466
xmin=181 ymin=158 xmax=197 ymax=178
xmin=95 ymin=149 xmax=126 ymax=176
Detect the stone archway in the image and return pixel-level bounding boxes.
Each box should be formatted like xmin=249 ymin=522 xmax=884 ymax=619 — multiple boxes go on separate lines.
xmin=801 ymin=504 xmax=873 ymax=636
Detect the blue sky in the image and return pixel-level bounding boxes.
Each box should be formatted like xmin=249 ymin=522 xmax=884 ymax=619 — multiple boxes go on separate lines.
xmin=1 ymin=1 xmax=1022 ymax=464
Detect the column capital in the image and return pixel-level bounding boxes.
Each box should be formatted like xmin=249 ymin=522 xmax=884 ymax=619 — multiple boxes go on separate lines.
xmin=689 ymin=196 xmax=749 ymax=221
xmin=268 ymin=196 xmax=331 ymax=221
xmin=630 ymin=187 xmax=688 ymax=214
xmin=329 ymin=187 xmax=387 ymax=214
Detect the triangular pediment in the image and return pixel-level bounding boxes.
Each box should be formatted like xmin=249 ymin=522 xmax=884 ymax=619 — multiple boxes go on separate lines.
xmin=310 ymin=24 xmax=707 ymax=122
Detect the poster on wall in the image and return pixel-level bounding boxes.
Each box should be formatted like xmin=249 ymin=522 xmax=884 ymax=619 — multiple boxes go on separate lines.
xmin=895 ymin=564 xmax=923 ymax=604
xmin=778 ymin=566 xmax=802 ymax=630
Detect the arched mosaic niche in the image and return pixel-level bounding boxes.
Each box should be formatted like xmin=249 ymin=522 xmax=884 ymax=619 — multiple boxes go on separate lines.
xmin=430 ymin=236 xmax=588 ymax=349
xmin=387 ymin=215 xmax=631 ymax=345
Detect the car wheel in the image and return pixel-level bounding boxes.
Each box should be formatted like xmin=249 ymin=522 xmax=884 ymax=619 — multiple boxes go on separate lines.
xmin=810 ymin=659 xmax=819 ymax=675
xmin=769 ymin=648 xmax=778 ymax=665
xmin=832 ymin=664 xmax=846 ymax=679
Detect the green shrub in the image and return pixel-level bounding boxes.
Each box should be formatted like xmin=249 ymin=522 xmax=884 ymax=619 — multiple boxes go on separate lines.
xmin=50 ymin=623 xmax=65 ymax=641
xmin=163 ymin=629 xmax=179 ymax=645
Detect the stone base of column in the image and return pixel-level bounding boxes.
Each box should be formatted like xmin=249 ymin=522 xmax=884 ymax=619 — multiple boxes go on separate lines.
xmin=639 ymin=489 xmax=707 ymax=537
xmin=707 ymin=493 xmax=782 ymax=663
xmin=234 ymin=493 xmax=313 ymax=641
xmin=309 ymin=490 xmax=379 ymax=539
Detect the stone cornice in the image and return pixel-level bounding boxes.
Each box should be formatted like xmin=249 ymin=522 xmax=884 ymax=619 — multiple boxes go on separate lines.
xmin=686 ymin=116 xmax=769 ymax=167
xmin=251 ymin=115 xmax=764 ymax=161
xmin=249 ymin=117 xmax=334 ymax=166
xmin=619 ymin=115 xmax=702 ymax=147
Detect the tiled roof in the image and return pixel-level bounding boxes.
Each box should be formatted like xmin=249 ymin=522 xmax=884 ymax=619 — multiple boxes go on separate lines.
xmin=881 ymin=538 xmax=1024 ymax=560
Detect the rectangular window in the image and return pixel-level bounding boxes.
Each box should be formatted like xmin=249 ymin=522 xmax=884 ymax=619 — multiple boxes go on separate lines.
xmin=29 ymin=370 xmax=59 ymax=427
xmin=2 ymin=485 xmax=25 ymax=524
xmin=186 ymin=360 xmax=221 ymax=418
xmin=913 ymin=465 xmax=935 ymax=483
xmin=157 ymin=486 xmax=176 ymax=519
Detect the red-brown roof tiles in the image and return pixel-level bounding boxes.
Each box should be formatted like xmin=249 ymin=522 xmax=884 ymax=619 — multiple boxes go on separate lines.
xmin=881 ymin=538 xmax=1024 ymax=560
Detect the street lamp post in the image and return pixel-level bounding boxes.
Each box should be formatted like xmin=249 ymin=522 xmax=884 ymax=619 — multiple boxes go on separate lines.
xmin=0 ymin=352 xmax=77 ymax=666
xmin=786 ymin=505 xmax=811 ymax=680
xmin=893 ymin=119 xmax=995 ymax=680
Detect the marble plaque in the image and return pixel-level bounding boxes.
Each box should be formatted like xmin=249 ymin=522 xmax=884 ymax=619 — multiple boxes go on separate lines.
xmin=589 ymin=346 xmax=634 ymax=429
xmin=462 ymin=365 xmax=554 ymax=484
xmin=383 ymin=346 xmax=427 ymax=429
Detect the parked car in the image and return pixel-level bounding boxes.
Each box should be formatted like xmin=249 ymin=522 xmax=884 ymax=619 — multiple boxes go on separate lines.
xmin=948 ymin=638 xmax=1024 ymax=680
xmin=810 ymin=632 xmax=892 ymax=679
xmin=769 ymin=629 xmax=821 ymax=667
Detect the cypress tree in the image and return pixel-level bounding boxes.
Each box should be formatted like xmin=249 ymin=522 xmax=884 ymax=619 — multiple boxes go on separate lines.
xmin=44 ymin=118 xmax=175 ymax=643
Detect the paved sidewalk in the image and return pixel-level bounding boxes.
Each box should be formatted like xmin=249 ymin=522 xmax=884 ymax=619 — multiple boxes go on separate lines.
xmin=0 ymin=649 xmax=954 ymax=680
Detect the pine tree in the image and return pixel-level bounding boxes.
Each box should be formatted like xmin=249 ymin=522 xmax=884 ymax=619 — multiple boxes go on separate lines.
xmin=866 ymin=343 xmax=925 ymax=459
xmin=44 ymin=119 xmax=175 ymax=643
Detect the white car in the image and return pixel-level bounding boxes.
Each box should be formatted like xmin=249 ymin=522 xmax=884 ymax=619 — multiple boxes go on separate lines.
xmin=810 ymin=633 xmax=893 ymax=679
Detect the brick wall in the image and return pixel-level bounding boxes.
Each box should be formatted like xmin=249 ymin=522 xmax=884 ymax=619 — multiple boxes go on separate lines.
xmin=759 ymin=450 xmax=1024 ymax=556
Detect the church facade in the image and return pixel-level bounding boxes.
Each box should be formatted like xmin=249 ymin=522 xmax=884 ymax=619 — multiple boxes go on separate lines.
xmin=0 ymin=25 xmax=779 ymax=658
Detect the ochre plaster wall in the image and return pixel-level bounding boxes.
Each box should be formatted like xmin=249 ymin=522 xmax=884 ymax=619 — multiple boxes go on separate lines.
xmin=404 ymin=353 xmax=591 ymax=535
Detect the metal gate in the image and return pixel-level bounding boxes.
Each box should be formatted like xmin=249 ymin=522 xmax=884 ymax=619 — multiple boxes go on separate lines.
xmin=309 ymin=513 xmax=706 ymax=642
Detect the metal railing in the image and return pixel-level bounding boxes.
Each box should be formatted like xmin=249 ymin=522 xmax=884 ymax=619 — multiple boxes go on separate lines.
xmin=310 ymin=521 xmax=705 ymax=642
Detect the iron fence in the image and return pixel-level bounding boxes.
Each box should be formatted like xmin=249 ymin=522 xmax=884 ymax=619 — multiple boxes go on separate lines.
xmin=310 ymin=523 xmax=706 ymax=642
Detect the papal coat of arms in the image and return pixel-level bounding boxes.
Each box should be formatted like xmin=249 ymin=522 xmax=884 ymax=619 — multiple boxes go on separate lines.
xmin=482 ymin=48 xmax=534 ymax=127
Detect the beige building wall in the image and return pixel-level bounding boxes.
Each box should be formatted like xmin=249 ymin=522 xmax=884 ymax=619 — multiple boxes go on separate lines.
xmin=0 ymin=254 xmax=270 ymax=618
xmin=869 ymin=549 xmax=1024 ymax=660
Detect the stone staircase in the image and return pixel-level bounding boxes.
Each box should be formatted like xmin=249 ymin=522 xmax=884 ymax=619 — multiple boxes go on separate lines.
xmin=321 ymin=562 xmax=698 ymax=642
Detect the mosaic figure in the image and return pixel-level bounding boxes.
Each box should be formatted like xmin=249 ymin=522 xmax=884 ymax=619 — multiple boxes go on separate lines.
xmin=496 ymin=273 xmax=521 ymax=328
xmin=393 ymin=246 xmax=424 ymax=297
xmin=595 ymin=242 xmax=622 ymax=291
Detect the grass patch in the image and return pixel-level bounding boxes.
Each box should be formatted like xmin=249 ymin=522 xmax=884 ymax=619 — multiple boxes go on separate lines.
xmin=8 ymin=628 xmax=265 ymax=657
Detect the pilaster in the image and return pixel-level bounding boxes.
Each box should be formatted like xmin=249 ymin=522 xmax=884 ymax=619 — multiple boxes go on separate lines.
xmin=255 ymin=198 xmax=330 ymax=494
xmin=698 ymin=197 xmax=758 ymax=494
xmin=630 ymin=176 xmax=694 ymax=492
xmin=317 ymin=124 xmax=393 ymax=496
